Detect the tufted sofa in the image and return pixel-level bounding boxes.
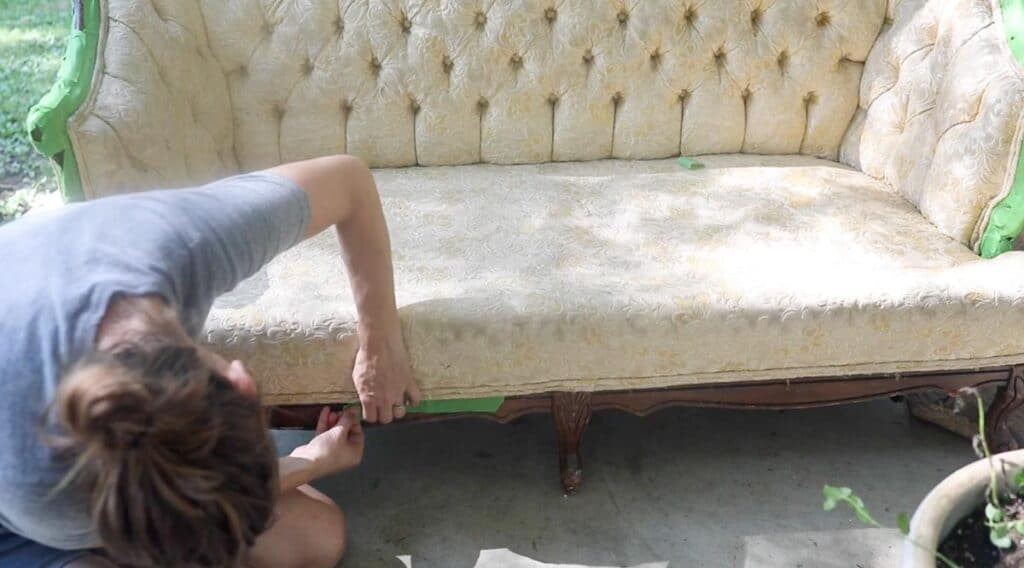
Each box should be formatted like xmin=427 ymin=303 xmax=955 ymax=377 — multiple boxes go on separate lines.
xmin=31 ymin=0 xmax=1024 ymax=490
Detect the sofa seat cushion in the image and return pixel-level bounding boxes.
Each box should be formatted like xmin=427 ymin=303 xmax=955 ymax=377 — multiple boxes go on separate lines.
xmin=205 ymin=155 xmax=1024 ymax=405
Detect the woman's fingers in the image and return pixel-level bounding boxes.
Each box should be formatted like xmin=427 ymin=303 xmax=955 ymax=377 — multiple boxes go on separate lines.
xmin=339 ymin=407 xmax=360 ymax=427
xmin=339 ymin=409 xmax=365 ymax=445
xmin=406 ymin=381 xmax=423 ymax=407
xmin=315 ymin=406 xmax=331 ymax=434
xmin=377 ymin=401 xmax=395 ymax=425
xmin=360 ymin=396 xmax=379 ymax=423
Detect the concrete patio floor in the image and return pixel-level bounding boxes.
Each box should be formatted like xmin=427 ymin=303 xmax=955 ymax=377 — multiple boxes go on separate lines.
xmin=272 ymin=398 xmax=972 ymax=567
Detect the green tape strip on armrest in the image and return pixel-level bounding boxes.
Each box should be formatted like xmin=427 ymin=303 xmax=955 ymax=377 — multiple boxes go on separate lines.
xmin=980 ymin=0 xmax=1024 ymax=257
xmin=406 ymin=396 xmax=505 ymax=414
xmin=25 ymin=0 xmax=101 ymax=202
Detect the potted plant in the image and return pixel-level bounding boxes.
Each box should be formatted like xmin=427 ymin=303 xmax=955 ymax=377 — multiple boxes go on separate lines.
xmin=824 ymin=391 xmax=1024 ymax=567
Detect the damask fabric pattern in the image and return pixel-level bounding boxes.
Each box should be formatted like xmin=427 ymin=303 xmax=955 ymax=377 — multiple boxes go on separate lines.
xmin=63 ymin=0 xmax=1024 ymax=402
xmin=206 ymin=156 xmax=1024 ymax=405
xmin=69 ymin=0 xmax=237 ymax=198
xmin=840 ymin=0 xmax=1024 ymax=250
xmin=72 ymin=0 xmax=887 ymax=195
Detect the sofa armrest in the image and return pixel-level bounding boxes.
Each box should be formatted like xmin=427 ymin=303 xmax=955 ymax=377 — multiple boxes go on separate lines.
xmin=59 ymin=0 xmax=236 ymax=199
xmin=840 ymin=0 xmax=1024 ymax=255
xmin=26 ymin=0 xmax=100 ymax=202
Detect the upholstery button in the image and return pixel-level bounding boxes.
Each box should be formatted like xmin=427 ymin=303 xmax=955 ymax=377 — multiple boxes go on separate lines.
xmin=400 ymin=15 xmax=412 ymax=33
xmin=547 ymin=92 xmax=559 ymax=105
xmin=815 ymin=12 xmax=830 ymax=27
xmin=340 ymin=100 xmax=352 ymax=116
xmin=777 ymin=50 xmax=789 ymax=71
xmin=300 ymin=58 xmax=314 ymax=76
xmin=441 ymin=55 xmax=454 ymax=74
xmin=617 ymin=10 xmax=629 ymax=24
xmin=741 ymin=87 xmax=751 ymax=102
xmin=713 ymin=47 xmax=726 ymax=66
xmin=612 ymin=91 xmax=623 ymax=104
xmin=582 ymin=49 xmax=594 ymax=65
xmin=370 ymin=56 xmax=382 ymax=75
xmin=409 ymin=98 xmax=421 ymax=114
xmin=475 ymin=11 xmax=487 ymax=28
xmin=545 ymin=7 xmax=557 ymax=22
xmin=684 ymin=6 xmax=696 ymax=25
xmin=333 ymin=16 xmax=344 ymax=34
xmin=272 ymin=103 xmax=285 ymax=120
xmin=477 ymin=96 xmax=489 ymax=112
xmin=803 ymin=91 xmax=818 ymax=105
xmin=750 ymin=8 xmax=761 ymax=29
xmin=510 ymin=53 xmax=523 ymax=69
xmin=678 ymin=89 xmax=689 ymax=102
xmin=650 ymin=48 xmax=662 ymax=67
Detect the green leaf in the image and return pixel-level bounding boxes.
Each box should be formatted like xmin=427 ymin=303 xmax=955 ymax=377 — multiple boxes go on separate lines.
xmin=853 ymin=505 xmax=875 ymax=526
xmin=1014 ymin=470 xmax=1024 ymax=493
xmin=991 ymin=524 xmax=1013 ymax=549
xmin=822 ymin=485 xmax=852 ymax=511
xmin=986 ymin=503 xmax=1005 ymax=523
xmin=821 ymin=485 xmax=879 ymax=527
xmin=897 ymin=512 xmax=910 ymax=535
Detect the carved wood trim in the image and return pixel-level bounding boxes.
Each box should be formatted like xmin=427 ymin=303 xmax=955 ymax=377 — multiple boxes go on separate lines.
xmin=987 ymin=365 xmax=1024 ymax=453
xmin=269 ymin=366 xmax=1014 ymax=429
xmin=552 ymin=392 xmax=592 ymax=494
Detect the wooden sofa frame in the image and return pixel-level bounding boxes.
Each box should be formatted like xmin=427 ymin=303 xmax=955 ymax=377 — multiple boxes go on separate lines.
xmin=269 ymin=365 xmax=1024 ymax=494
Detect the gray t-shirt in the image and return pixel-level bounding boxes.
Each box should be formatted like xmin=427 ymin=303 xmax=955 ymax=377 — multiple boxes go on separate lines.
xmin=0 ymin=172 xmax=309 ymax=549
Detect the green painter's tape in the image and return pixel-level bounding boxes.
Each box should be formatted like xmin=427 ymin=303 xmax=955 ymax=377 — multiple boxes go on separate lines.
xmin=979 ymin=0 xmax=1024 ymax=257
xmin=406 ymin=397 xmax=505 ymax=414
xmin=26 ymin=0 xmax=101 ymax=202
xmin=678 ymin=156 xmax=704 ymax=170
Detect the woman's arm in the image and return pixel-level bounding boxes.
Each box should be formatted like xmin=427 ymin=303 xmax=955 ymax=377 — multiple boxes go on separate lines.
xmin=268 ymin=156 xmax=421 ymax=424
xmin=278 ymin=407 xmax=364 ymax=491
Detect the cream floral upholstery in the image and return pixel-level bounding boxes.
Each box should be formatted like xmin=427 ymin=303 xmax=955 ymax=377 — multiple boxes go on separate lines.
xmin=840 ymin=0 xmax=1024 ymax=250
xmin=207 ymin=156 xmax=1024 ymax=404
xmin=66 ymin=0 xmax=1024 ymax=403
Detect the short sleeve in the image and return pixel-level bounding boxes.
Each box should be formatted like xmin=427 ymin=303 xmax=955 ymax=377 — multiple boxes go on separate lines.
xmin=68 ymin=171 xmax=312 ymax=337
xmin=145 ymin=172 xmax=311 ymax=334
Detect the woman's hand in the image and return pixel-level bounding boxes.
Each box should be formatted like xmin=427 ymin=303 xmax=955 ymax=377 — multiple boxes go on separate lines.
xmin=268 ymin=156 xmax=423 ymax=423
xmin=290 ymin=407 xmax=366 ymax=478
xmin=353 ymin=327 xmax=422 ymax=423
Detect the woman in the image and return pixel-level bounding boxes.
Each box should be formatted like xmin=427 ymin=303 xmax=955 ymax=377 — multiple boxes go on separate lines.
xmin=0 ymin=155 xmax=421 ymax=567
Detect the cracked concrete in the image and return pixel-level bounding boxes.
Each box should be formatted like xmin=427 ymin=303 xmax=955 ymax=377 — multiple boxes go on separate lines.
xmin=273 ymin=399 xmax=970 ymax=567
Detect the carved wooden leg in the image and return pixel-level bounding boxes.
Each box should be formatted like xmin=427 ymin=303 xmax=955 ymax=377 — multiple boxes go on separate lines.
xmin=552 ymin=392 xmax=592 ymax=495
xmin=986 ymin=366 xmax=1024 ymax=453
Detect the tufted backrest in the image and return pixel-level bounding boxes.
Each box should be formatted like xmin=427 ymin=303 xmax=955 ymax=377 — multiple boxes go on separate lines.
xmin=840 ymin=0 xmax=1024 ymax=250
xmin=69 ymin=0 xmax=237 ymax=197
xmin=205 ymin=0 xmax=888 ymax=169
xmin=70 ymin=0 xmax=890 ymax=197
xmin=66 ymin=0 xmax=1024 ymax=253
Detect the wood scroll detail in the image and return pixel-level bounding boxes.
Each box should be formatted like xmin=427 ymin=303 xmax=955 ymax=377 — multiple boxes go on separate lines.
xmin=987 ymin=366 xmax=1024 ymax=453
xmin=268 ymin=366 xmax=1022 ymax=493
xmin=551 ymin=391 xmax=592 ymax=495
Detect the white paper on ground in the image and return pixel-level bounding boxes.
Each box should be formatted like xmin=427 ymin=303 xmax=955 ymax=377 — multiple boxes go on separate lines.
xmin=473 ymin=549 xmax=669 ymax=568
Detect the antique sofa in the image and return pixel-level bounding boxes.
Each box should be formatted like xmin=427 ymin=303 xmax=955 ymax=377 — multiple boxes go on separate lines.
xmin=29 ymin=0 xmax=1024 ymax=493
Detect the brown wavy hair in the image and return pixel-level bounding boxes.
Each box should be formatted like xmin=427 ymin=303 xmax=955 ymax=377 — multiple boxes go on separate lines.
xmin=49 ymin=345 xmax=277 ymax=567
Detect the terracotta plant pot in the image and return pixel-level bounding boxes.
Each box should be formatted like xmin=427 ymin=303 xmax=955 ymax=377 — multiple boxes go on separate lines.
xmin=903 ymin=449 xmax=1024 ymax=567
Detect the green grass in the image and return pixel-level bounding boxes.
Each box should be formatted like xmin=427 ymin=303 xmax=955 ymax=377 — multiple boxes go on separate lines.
xmin=0 ymin=0 xmax=67 ymax=192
